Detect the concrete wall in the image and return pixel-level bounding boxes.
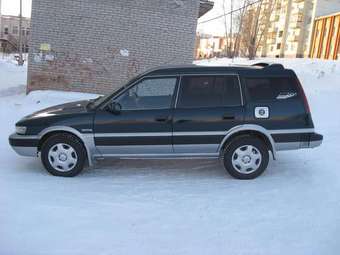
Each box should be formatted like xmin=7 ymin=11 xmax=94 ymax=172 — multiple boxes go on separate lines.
xmin=27 ymin=0 xmax=200 ymax=94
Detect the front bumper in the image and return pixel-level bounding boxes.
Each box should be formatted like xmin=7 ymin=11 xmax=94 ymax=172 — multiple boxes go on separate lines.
xmin=9 ymin=133 xmax=39 ymax=157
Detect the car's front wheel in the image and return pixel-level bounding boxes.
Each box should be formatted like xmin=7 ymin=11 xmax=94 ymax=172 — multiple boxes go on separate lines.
xmin=41 ymin=133 xmax=86 ymax=177
xmin=223 ymin=136 xmax=269 ymax=179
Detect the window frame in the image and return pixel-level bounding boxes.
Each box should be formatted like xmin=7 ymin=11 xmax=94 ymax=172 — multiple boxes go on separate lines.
xmin=106 ymin=75 xmax=180 ymax=111
xmin=100 ymin=73 xmax=244 ymax=111
xmin=12 ymin=26 xmax=19 ymax=35
xmin=175 ymin=74 xmax=244 ymax=109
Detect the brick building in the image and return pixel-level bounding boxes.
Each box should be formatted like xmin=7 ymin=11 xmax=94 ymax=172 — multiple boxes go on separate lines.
xmin=27 ymin=0 xmax=213 ymax=94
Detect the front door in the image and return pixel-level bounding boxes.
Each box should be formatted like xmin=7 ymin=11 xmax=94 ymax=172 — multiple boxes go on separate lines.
xmin=173 ymin=75 xmax=244 ymax=154
xmin=94 ymin=76 xmax=178 ymax=156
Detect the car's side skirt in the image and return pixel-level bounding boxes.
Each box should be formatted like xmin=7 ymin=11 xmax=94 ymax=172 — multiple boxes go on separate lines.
xmin=93 ymin=152 xmax=220 ymax=160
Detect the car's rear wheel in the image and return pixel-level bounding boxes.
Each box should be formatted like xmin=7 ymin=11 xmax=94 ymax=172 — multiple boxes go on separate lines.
xmin=41 ymin=133 xmax=86 ymax=177
xmin=223 ymin=136 xmax=269 ymax=179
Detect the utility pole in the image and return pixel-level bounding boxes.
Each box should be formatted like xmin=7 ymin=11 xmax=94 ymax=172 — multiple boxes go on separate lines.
xmin=0 ymin=0 xmax=2 ymax=58
xmin=222 ymin=0 xmax=229 ymax=56
xmin=0 ymin=0 xmax=2 ymax=34
xmin=18 ymin=0 xmax=24 ymax=65
xmin=230 ymin=0 xmax=233 ymax=58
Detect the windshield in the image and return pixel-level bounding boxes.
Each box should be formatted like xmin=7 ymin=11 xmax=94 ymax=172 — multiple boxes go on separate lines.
xmin=87 ymin=73 xmax=145 ymax=109
xmin=88 ymin=85 xmax=127 ymax=109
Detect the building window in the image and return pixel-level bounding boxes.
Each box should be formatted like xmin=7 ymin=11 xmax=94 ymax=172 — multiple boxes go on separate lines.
xmin=4 ymin=27 xmax=9 ymax=35
xmin=277 ymin=43 xmax=281 ymax=50
xmin=278 ymin=31 xmax=283 ymax=37
xmin=13 ymin=26 xmax=19 ymax=34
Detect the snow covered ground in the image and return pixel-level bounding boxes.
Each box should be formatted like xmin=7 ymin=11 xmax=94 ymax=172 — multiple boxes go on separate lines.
xmin=0 ymin=57 xmax=340 ymax=255
xmin=0 ymin=55 xmax=27 ymax=96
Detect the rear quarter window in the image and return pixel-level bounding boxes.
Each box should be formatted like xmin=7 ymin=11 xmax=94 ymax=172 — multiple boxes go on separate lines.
xmin=245 ymin=77 xmax=298 ymax=102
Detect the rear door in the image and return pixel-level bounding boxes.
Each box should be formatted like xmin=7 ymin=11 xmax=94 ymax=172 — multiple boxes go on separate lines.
xmin=172 ymin=75 xmax=244 ymax=154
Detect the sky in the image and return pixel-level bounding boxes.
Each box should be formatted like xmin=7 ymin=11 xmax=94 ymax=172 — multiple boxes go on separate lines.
xmin=198 ymin=0 xmax=243 ymax=36
xmin=0 ymin=0 xmax=236 ymax=36
xmin=1 ymin=0 xmax=32 ymax=17
xmin=198 ymin=0 xmax=229 ymax=36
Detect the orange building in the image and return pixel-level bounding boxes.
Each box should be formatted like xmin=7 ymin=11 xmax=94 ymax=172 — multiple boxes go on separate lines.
xmin=310 ymin=12 xmax=340 ymax=60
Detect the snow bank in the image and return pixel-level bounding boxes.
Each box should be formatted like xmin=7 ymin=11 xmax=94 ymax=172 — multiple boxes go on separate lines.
xmin=0 ymin=55 xmax=27 ymax=95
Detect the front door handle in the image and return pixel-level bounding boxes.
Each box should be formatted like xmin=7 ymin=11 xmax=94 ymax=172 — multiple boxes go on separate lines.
xmin=222 ymin=114 xmax=235 ymax=120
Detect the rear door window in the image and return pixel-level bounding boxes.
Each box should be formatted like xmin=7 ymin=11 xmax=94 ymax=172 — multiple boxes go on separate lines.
xmin=177 ymin=75 xmax=242 ymax=108
xmin=245 ymin=77 xmax=298 ymax=102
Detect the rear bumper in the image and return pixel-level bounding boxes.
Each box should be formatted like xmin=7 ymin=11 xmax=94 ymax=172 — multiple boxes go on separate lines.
xmin=274 ymin=132 xmax=323 ymax=151
xmin=9 ymin=133 xmax=39 ymax=157
xmin=306 ymin=133 xmax=323 ymax=148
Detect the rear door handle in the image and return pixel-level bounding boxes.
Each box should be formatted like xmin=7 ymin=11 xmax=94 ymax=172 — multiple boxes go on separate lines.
xmin=155 ymin=116 xmax=169 ymax=122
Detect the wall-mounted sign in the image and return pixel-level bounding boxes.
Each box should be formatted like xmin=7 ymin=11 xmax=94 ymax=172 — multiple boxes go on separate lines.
xmin=40 ymin=43 xmax=51 ymax=51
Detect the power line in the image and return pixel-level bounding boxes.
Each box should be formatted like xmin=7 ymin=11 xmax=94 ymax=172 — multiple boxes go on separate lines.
xmin=198 ymin=0 xmax=263 ymax=24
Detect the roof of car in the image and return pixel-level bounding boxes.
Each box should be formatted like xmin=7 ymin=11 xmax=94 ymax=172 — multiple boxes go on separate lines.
xmin=144 ymin=63 xmax=292 ymax=77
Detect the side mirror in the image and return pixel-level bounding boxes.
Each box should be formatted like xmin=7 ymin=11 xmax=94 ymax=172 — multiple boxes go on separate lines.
xmin=107 ymin=102 xmax=122 ymax=114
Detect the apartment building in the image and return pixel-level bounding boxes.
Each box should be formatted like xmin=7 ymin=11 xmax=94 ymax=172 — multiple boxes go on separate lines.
xmin=0 ymin=15 xmax=31 ymax=53
xmin=195 ymin=33 xmax=228 ymax=59
xmin=254 ymin=0 xmax=340 ymax=58
xmin=309 ymin=12 xmax=340 ymax=60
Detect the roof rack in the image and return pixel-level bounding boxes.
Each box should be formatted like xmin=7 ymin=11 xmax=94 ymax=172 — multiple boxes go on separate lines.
xmin=252 ymin=62 xmax=284 ymax=70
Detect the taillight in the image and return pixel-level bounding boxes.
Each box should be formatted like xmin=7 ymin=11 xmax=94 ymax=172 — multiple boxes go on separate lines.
xmin=296 ymin=78 xmax=311 ymax=114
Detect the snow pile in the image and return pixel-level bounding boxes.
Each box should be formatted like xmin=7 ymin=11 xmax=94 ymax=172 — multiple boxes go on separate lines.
xmin=0 ymin=58 xmax=340 ymax=255
xmin=0 ymin=55 xmax=28 ymax=96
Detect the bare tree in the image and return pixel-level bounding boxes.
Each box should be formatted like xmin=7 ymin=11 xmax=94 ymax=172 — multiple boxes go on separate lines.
xmin=221 ymin=0 xmax=229 ymax=56
xmin=237 ymin=0 xmax=277 ymax=59
xmin=233 ymin=0 xmax=249 ymax=57
xmin=247 ymin=0 xmax=263 ymax=59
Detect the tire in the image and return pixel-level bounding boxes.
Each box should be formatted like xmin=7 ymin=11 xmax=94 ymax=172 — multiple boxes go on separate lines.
xmin=41 ymin=133 xmax=87 ymax=177
xmin=222 ymin=135 xmax=269 ymax=180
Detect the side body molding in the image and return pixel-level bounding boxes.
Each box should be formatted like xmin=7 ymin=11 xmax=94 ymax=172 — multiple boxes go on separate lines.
xmin=38 ymin=126 xmax=98 ymax=166
xmin=37 ymin=125 xmax=277 ymax=164
xmin=218 ymin=124 xmax=277 ymax=159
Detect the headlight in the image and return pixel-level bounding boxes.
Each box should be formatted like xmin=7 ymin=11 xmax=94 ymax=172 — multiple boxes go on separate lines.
xmin=16 ymin=126 xmax=27 ymax=135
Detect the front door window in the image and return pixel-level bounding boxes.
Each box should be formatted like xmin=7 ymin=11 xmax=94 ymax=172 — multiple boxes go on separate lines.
xmin=116 ymin=77 xmax=177 ymax=110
